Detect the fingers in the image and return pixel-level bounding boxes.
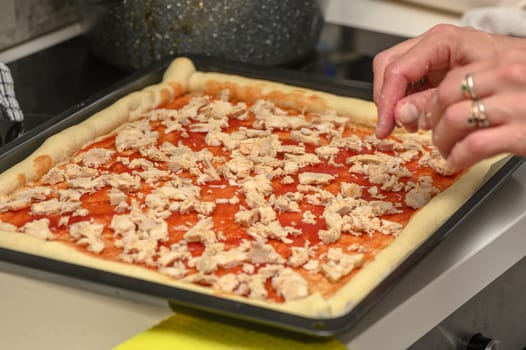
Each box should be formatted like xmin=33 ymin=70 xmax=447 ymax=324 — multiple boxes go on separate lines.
xmin=426 ymin=59 xmax=522 ymax=128
xmin=426 ymin=54 xmax=526 ymax=161
xmin=372 ymin=24 xmax=467 ymax=106
xmin=426 ymin=46 xmax=526 ymax=128
xmin=448 ymin=123 xmax=526 ymax=170
xmin=373 ymin=37 xmax=420 ymax=104
xmin=433 ymin=92 xmax=526 ymax=166
xmin=394 ymin=89 xmax=436 ymax=132
xmin=372 ymin=24 xmax=526 ymax=169
xmin=373 ymin=25 xmax=508 ymax=139
xmin=375 ymin=76 xmax=407 ymax=138
xmin=375 ymin=32 xmax=466 ymax=139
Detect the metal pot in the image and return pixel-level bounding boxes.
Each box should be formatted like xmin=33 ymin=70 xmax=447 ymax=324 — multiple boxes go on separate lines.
xmin=75 ymin=0 xmax=324 ymax=70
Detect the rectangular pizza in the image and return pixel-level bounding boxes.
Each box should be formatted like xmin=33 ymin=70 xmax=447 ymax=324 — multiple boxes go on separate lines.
xmin=0 ymin=57 xmax=504 ymax=320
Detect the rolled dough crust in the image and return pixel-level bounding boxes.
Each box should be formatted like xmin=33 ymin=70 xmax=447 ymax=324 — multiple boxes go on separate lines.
xmin=0 ymin=57 xmax=506 ymax=318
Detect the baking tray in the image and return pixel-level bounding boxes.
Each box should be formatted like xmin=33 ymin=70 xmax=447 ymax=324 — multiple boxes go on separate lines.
xmin=0 ymin=55 xmax=523 ymax=336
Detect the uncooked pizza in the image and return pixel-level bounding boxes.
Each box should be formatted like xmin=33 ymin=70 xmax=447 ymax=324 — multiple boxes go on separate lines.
xmin=0 ymin=58 xmax=500 ymax=317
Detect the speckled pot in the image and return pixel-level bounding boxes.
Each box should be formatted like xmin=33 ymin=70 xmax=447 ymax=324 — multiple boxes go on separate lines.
xmin=75 ymin=0 xmax=324 ymax=70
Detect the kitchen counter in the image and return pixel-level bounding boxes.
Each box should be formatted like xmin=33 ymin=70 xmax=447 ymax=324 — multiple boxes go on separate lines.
xmin=2 ymin=160 xmax=525 ymax=349
xmin=2 ymin=2 xmax=526 ymax=349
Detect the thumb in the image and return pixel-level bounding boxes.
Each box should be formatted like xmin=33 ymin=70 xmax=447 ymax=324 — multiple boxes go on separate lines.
xmin=394 ymin=88 xmax=436 ymax=132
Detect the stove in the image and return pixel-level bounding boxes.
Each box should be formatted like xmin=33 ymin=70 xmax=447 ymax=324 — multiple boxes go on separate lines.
xmin=5 ymin=36 xmax=129 ymax=135
xmin=4 ymin=23 xmax=404 ymax=145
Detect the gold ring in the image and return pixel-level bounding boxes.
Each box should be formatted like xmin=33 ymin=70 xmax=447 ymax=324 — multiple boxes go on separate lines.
xmin=474 ymin=99 xmax=489 ymax=127
xmin=462 ymin=73 xmax=477 ymax=100
xmin=468 ymin=99 xmax=490 ymax=128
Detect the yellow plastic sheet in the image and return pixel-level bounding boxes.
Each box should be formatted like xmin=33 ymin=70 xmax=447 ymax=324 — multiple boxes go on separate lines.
xmin=115 ymin=311 xmax=347 ymax=350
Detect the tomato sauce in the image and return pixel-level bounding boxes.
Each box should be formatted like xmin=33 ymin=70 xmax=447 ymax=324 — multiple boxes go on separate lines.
xmin=0 ymin=95 xmax=461 ymax=303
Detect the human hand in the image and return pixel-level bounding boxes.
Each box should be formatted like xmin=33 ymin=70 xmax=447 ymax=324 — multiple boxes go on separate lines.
xmin=373 ymin=24 xmax=526 ymax=169
xmin=425 ymin=48 xmax=526 ymax=170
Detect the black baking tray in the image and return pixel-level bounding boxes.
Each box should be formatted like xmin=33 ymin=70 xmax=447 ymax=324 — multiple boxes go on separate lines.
xmin=0 ymin=55 xmax=523 ymax=336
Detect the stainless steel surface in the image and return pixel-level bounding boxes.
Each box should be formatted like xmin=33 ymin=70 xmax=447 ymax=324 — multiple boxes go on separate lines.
xmin=75 ymin=0 xmax=324 ymax=70
xmin=409 ymin=257 xmax=526 ymax=350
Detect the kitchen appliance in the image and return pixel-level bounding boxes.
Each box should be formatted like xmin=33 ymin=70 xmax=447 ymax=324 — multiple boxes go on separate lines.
xmin=410 ymin=256 xmax=526 ymax=349
xmin=74 ymin=0 xmax=325 ymax=70
xmin=0 ymin=117 xmax=22 ymax=146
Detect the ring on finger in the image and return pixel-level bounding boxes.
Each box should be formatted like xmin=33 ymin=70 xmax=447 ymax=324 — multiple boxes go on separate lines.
xmin=461 ymin=73 xmax=477 ymax=100
xmin=468 ymin=99 xmax=490 ymax=128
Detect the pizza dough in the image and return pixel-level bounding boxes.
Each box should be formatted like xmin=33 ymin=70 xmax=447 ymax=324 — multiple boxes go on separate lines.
xmin=0 ymin=57 xmax=506 ymax=318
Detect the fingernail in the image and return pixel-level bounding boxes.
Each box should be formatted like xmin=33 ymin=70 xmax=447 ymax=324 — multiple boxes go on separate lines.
xmin=397 ymin=102 xmax=419 ymax=125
